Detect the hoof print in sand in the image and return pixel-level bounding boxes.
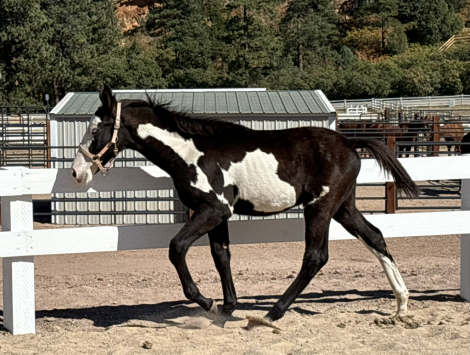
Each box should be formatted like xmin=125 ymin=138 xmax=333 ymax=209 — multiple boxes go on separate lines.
xmin=373 ymin=315 xmax=420 ymax=329
xmin=142 ymin=341 xmax=153 ymax=349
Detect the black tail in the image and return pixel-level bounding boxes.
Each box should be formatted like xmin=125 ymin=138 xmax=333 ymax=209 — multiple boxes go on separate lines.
xmin=350 ymin=138 xmax=419 ymax=198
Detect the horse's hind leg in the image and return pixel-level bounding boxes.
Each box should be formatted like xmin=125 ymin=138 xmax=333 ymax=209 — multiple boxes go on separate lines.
xmin=265 ymin=203 xmax=330 ymax=322
xmin=334 ymin=191 xmax=409 ymax=316
xmin=208 ymin=220 xmax=237 ymax=315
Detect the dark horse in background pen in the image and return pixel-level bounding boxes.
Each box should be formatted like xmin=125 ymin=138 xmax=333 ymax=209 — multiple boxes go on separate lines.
xmin=72 ymin=86 xmax=418 ymax=327
xmin=369 ymin=119 xmax=431 ymax=158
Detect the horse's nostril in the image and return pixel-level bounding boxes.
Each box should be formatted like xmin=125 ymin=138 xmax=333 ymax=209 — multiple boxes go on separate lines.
xmin=72 ymin=169 xmax=77 ymax=179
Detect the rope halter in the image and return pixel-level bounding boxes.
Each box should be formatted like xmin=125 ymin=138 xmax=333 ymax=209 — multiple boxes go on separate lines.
xmin=78 ymin=102 xmax=122 ymax=176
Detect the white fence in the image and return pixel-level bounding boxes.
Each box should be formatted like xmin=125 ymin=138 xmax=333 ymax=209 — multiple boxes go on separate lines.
xmin=346 ymin=105 xmax=368 ymax=115
xmin=1 ymin=156 xmax=470 ymax=335
xmin=331 ymin=94 xmax=470 ymax=111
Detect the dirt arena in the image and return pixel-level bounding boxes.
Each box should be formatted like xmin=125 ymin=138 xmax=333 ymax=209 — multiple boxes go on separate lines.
xmin=0 ymin=224 xmax=468 ymax=354
xmin=0 ymin=182 xmax=468 ymax=354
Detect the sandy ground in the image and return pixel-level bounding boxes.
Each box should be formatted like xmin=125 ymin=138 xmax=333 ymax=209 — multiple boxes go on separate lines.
xmin=0 ymin=182 xmax=467 ymax=354
xmin=0 ymin=230 xmax=468 ymax=355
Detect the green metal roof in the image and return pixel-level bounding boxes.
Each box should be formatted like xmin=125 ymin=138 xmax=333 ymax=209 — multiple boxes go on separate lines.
xmin=51 ymin=89 xmax=335 ymax=116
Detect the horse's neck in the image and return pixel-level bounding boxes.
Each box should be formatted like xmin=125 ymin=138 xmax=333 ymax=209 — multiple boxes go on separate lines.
xmin=132 ymin=122 xmax=203 ymax=178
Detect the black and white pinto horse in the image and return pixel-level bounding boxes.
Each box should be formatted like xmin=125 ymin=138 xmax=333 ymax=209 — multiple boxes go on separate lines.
xmin=72 ymin=86 xmax=419 ymax=325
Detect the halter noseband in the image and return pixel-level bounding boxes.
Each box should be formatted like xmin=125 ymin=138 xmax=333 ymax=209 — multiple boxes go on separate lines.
xmin=79 ymin=102 xmax=122 ymax=176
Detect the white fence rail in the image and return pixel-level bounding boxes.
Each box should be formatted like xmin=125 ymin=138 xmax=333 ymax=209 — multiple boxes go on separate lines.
xmin=1 ymin=156 xmax=470 ymax=335
xmin=331 ymin=94 xmax=470 ymax=111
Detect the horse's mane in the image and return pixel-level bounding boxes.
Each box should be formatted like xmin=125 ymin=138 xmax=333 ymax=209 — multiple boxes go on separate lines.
xmin=123 ymin=95 xmax=250 ymax=137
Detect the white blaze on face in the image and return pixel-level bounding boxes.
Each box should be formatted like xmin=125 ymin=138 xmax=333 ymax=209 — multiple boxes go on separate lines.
xmin=137 ymin=123 xmax=213 ymax=193
xmin=221 ymin=149 xmax=297 ymax=213
xmin=72 ymin=116 xmax=101 ymax=184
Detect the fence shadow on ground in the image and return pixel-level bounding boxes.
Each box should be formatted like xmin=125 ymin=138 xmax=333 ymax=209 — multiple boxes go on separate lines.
xmin=0 ymin=288 xmax=462 ymax=332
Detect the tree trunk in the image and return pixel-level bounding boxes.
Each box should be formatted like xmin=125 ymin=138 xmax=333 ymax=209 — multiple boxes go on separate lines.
xmin=244 ymin=5 xmax=249 ymax=87
xmin=381 ymin=17 xmax=386 ymax=54
xmin=53 ymin=78 xmax=60 ymax=105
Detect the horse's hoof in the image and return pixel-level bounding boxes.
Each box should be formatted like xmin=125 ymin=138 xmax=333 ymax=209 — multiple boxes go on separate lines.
xmin=396 ymin=310 xmax=407 ymax=317
xmin=208 ymin=300 xmax=219 ymax=315
xmin=245 ymin=315 xmax=281 ymax=331
xmin=221 ymin=303 xmax=237 ymax=316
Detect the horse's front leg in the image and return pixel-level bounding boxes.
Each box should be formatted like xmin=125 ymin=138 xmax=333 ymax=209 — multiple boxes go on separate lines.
xmin=169 ymin=204 xmax=230 ymax=312
xmin=209 ymin=220 xmax=237 ymax=315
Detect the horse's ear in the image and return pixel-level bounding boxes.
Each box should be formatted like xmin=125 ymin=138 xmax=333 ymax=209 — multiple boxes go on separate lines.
xmin=99 ymin=84 xmax=114 ymax=109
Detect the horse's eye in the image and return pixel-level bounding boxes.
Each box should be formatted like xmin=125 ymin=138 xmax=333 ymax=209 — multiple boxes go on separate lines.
xmin=92 ymin=128 xmax=98 ymax=136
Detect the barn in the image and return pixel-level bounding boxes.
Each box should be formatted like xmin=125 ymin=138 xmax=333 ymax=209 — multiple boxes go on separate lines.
xmin=49 ymin=88 xmax=336 ymax=225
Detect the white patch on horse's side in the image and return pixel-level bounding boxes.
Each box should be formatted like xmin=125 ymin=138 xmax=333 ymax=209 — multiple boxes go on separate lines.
xmin=72 ymin=115 xmax=102 ymax=184
xmin=220 ymin=149 xmax=296 ymax=213
xmin=307 ymin=186 xmax=330 ymax=205
xmin=357 ymin=237 xmax=409 ymax=316
xmin=137 ymin=123 xmax=213 ymax=193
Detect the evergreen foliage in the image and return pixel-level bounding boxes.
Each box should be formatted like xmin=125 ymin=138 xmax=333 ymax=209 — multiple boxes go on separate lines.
xmin=41 ymin=0 xmax=121 ymax=103
xmin=145 ymin=0 xmax=230 ymax=87
xmin=222 ymin=0 xmax=283 ymax=87
xmin=0 ymin=0 xmax=54 ymax=105
xmin=281 ymin=0 xmax=339 ymax=70
xmin=397 ymin=0 xmax=464 ymax=45
xmin=0 ymin=0 xmax=467 ymax=105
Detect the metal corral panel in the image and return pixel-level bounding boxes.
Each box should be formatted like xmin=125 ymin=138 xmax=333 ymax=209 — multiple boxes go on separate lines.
xmin=50 ymin=89 xmax=335 ymax=225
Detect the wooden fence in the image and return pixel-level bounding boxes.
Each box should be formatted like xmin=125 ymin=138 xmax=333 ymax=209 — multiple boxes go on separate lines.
xmin=439 ymin=34 xmax=470 ymax=51
xmin=1 ymin=156 xmax=469 ymax=335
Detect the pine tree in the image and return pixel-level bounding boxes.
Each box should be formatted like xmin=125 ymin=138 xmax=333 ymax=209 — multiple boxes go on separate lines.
xmin=340 ymin=0 xmax=400 ymax=55
xmin=385 ymin=21 xmax=408 ymax=55
xmin=41 ymin=0 xmax=121 ymax=103
xmin=222 ymin=0 xmax=282 ymax=87
xmin=339 ymin=45 xmax=355 ymax=67
xmin=0 ymin=0 xmax=54 ymax=105
xmin=146 ymin=0 xmax=223 ymax=87
xmin=281 ymin=0 xmax=339 ymax=70
xmin=397 ymin=0 xmax=464 ymax=45
xmin=120 ymin=41 xmax=166 ymax=88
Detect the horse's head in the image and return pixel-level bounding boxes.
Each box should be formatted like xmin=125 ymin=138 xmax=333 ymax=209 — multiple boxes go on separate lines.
xmin=72 ymin=85 xmax=130 ymax=184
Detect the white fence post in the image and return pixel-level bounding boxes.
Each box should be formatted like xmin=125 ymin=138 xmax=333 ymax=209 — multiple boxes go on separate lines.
xmin=1 ymin=195 xmax=35 ymax=335
xmin=461 ymin=170 xmax=470 ymax=301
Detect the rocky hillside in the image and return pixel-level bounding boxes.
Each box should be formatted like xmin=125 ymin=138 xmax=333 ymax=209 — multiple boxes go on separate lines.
xmin=114 ymin=0 xmax=160 ymax=32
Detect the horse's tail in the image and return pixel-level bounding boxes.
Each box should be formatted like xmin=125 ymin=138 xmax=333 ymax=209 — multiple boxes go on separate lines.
xmin=349 ymin=138 xmax=419 ymax=198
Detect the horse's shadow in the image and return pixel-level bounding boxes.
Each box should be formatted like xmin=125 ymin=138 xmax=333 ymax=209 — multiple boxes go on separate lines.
xmin=0 ymin=288 xmax=463 ymax=332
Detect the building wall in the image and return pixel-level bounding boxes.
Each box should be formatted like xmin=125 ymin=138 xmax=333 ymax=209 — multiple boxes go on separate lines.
xmin=50 ymin=113 xmax=335 ymax=225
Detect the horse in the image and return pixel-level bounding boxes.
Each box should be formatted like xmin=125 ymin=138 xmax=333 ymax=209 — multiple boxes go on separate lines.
xmin=72 ymin=86 xmax=419 ymax=326
xmin=369 ymin=119 xmax=430 ymax=158
xmin=396 ymin=119 xmax=431 ymax=157
xmin=337 ymin=122 xmax=368 ymax=138
xmin=440 ymin=121 xmax=465 ymax=154
xmin=337 ymin=122 xmax=370 ymax=157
